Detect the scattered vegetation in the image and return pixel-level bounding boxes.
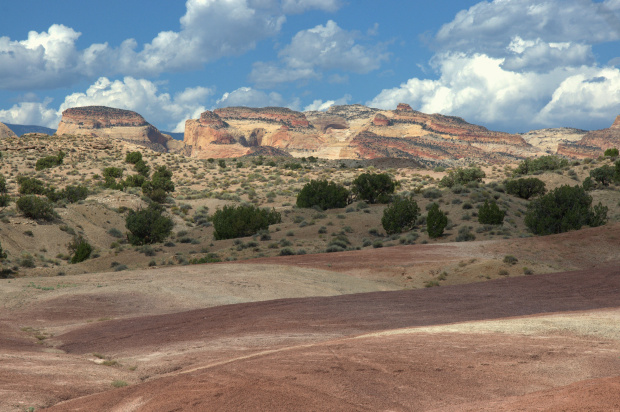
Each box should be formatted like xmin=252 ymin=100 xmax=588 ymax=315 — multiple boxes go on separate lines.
xmin=35 ymin=151 xmax=65 ymax=171
xmin=505 ymin=178 xmax=546 ymax=199
xmin=381 ymin=195 xmax=420 ymax=235
xmin=296 ymin=179 xmax=350 ymax=210
xmin=439 ymin=167 xmax=485 ymax=188
xmin=426 ymin=203 xmax=448 ymax=238
xmin=514 ymin=155 xmax=568 ymax=175
xmin=125 ymin=204 xmax=174 ymax=245
xmin=352 ymin=172 xmax=396 ymax=204
xmin=211 ymin=204 xmax=281 ymax=240
xmin=478 ymin=200 xmax=505 ymax=225
xmin=525 ymin=185 xmax=608 ymax=235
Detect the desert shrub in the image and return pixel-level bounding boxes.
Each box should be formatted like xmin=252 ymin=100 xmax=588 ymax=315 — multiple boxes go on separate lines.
xmin=524 ymin=185 xmax=608 ymax=235
xmin=455 ymin=226 xmax=476 ymax=242
xmin=478 ymin=200 xmax=505 ymax=225
xmin=426 ymin=203 xmax=448 ymax=239
xmin=0 ymin=195 xmax=11 ymax=207
xmin=504 ymin=178 xmax=546 ymax=199
xmin=296 ymin=179 xmax=350 ymax=210
xmin=143 ymin=166 xmax=174 ymax=201
xmin=589 ymin=165 xmax=615 ymax=186
xmin=103 ymin=167 xmax=123 ymax=179
xmin=422 ymin=188 xmax=442 ymax=199
xmin=123 ymin=174 xmax=146 ymax=188
xmin=35 ymin=151 xmax=65 ymax=171
xmin=211 ymin=204 xmax=281 ymax=240
xmin=582 ymin=176 xmax=595 ymax=191
xmin=62 ymin=185 xmax=89 ymax=203
xmin=604 ymin=147 xmax=619 ymax=157
xmin=381 ymin=196 xmax=420 ymax=235
xmin=514 ymin=156 xmax=568 ymax=175
xmin=18 ymin=176 xmax=46 ymax=195
xmin=69 ymin=236 xmax=93 ymax=264
xmin=134 ymin=160 xmax=150 ymax=177
xmin=0 ymin=173 xmax=6 ymax=194
xmin=503 ymin=255 xmax=518 ymax=265
xmin=125 ymin=151 xmax=143 ymax=164
xmin=125 ymin=204 xmax=174 ymax=245
xmin=107 ymin=228 xmax=123 ymax=238
xmin=16 ymin=195 xmax=56 ymax=221
xmin=439 ymin=167 xmax=486 ymax=188
xmin=284 ymin=162 xmax=302 ymax=170
xmin=352 ymin=172 xmax=396 ymax=204
xmin=0 ymin=174 xmax=8 ymax=207
xmin=218 ymin=159 xmax=226 ymax=168
xmin=0 ymin=240 xmax=7 ymax=261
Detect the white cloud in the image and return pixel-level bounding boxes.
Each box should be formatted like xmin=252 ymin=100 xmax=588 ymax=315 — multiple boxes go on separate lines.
xmin=281 ymin=0 xmax=342 ymax=13
xmin=59 ymin=77 xmax=212 ymax=132
xmin=0 ymin=0 xmax=299 ymax=90
xmin=436 ymin=0 xmax=620 ymax=56
xmin=303 ymin=94 xmax=350 ymax=111
xmin=368 ymin=52 xmax=620 ymax=131
xmin=0 ymin=99 xmax=60 ymax=128
xmin=502 ymin=36 xmax=593 ymax=72
xmin=250 ymin=20 xmax=389 ymax=87
xmin=215 ymin=86 xmax=300 ymax=109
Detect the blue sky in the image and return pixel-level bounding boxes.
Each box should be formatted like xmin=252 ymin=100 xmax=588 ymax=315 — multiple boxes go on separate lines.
xmin=1 ymin=0 xmax=619 ymax=134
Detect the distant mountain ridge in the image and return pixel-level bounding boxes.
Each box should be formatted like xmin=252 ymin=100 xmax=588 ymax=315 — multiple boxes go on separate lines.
xmin=5 ymin=123 xmax=55 ymax=136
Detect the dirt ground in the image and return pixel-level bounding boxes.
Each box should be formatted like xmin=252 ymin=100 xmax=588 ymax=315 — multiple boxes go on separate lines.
xmin=0 ymin=225 xmax=619 ymax=411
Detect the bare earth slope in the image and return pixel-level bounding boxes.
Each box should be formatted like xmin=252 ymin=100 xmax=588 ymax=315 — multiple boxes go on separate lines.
xmin=2 ymin=227 xmax=620 ymax=411
xmin=46 ymin=265 xmax=620 ymax=411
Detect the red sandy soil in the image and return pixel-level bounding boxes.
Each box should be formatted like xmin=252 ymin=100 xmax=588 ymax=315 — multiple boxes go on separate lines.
xmin=1 ymin=227 xmax=619 ymax=411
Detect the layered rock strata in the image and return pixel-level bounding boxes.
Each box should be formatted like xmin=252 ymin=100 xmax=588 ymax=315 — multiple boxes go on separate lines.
xmin=557 ymin=115 xmax=620 ymax=158
xmin=56 ymin=106 xmax=185 ymax=153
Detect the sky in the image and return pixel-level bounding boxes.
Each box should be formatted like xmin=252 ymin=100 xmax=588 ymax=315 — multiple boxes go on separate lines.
xmin=0 ymin=0 xmax=619 ymax=134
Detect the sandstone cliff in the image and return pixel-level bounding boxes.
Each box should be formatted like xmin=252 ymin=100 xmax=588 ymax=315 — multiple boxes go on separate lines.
xmin=556 ymin=115 xmax=620 ymax=158
xmin=0 ymin=122 xmax=18 ymax=139
xmin=56 ymin=106 xmax=186 ymax=154
xmin=183 ymin=104 xmax=538 ymax=164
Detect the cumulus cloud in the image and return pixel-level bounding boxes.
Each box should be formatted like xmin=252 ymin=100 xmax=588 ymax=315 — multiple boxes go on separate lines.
xmin=0 ymin=99 xmax=60 ymax=128
xmin=435 ymin=0 xmax=620 ymax=55
xmin=59 ymin=77 xmax=213 ymax=132
xmin=1 ymin=0 xmax=334 ymax=90
xmin=281 ymin=0 xmax=342 ymax=13
xmin=303 ymin=94 xmax=351 ymax=111
xmin=250 ymin=20 xmax=389 ymax=87
xmin=502 ymin=36 xmax=593 ymax=72
xmin=368 ymin=53 xmax=620 ymax=132
xmin=215 ymin=86 xmax=300 ymax=110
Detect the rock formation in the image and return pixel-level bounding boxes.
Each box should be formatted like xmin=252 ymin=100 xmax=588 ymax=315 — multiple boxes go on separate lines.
xmin=0 ymin=122 xmax=18 ymax=139
xmin=56 ymin=106 xmax=186 ymax=154
xmin=183 ymin=104 xmax=540 ymax=164
xmin=556 ymin=115 xmax=620 ymax=158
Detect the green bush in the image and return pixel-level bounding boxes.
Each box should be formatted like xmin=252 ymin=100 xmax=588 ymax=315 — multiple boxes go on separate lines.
xmin=35 ymin=151 xmax=65 ymax=171
xmin=123 ymin=174 xmax=146 ymax=188
xmin=102 ymin=167 xmax=124 ymax=190
xmin=439 ymin=167 xmax=486 ymax=188
xmin=125 ymin=151 xmax=143 ymax=164
xmin=125 ymin=204 xmax=174 ymax=245
xmin=69 ymin=236 xmax=93 ymax=264
xmin=426 ymin=203 xmax=448 ymax=238
xmin=381 ymin=196 xmax=420 ymax=235
xmin=103 ymin=167 xmax=123 ymax=179
xmin=604 ymin=147 xmax=619 ymax=157
xmin=18 ymin=176 xmax=46 ymax=195
xmin=478 ymin=200 xmax=505 ymax=225
xmin=352 ymin=172 xmax=396 ymax=204
xmin=514 ymin=156 xmax=568 ymax=175
xmin=16 ymin=195 xmax=56 ymax=221
xmin=134 ymin=160 xmax=150 ymax=177
xmin=525 ymin=185 xmax=608 ymax=235
xmin=590 ymin=165 xmax=615 ymax=186
xmin=296 ymin=180 xmax=350 ymax=210
xmin=0 ymin=173 xmax=6 ymax=194
xmin=0 ymin=240 xmax=7 ymax=261
xmin=62 ymin=185 xmax=89 ymax=203
xmin=212 ymin=204 xmax=281 ymax=240
xmin=504 ymin=178 xmax=546 ymax=199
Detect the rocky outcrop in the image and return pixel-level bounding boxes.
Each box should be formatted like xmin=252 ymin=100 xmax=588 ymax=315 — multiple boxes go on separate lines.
xmin=215 ymin=107 xmax=310 ymax=128
xmin=372 ymin=113 xmax=390 ymax=127
xmin=184 ymin=104 xmax=539 ymax=163
xmin=556 ymin=115 xmax=620 ymax=158
xmin=520 ymin=128 xmax=587 ymax=154
xmin=0 ymin=122 xmax=17 ymax=139
xmin=56 ymin=106 xmax=185 ymax=153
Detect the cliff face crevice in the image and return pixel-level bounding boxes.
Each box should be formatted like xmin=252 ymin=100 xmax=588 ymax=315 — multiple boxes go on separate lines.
xmin=56 ymin=106 xmax=185 ymax=153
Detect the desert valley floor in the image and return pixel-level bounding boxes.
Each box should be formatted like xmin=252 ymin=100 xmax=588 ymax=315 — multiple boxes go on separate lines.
xmin=1 ymin=224 xmax=619 ymax=411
